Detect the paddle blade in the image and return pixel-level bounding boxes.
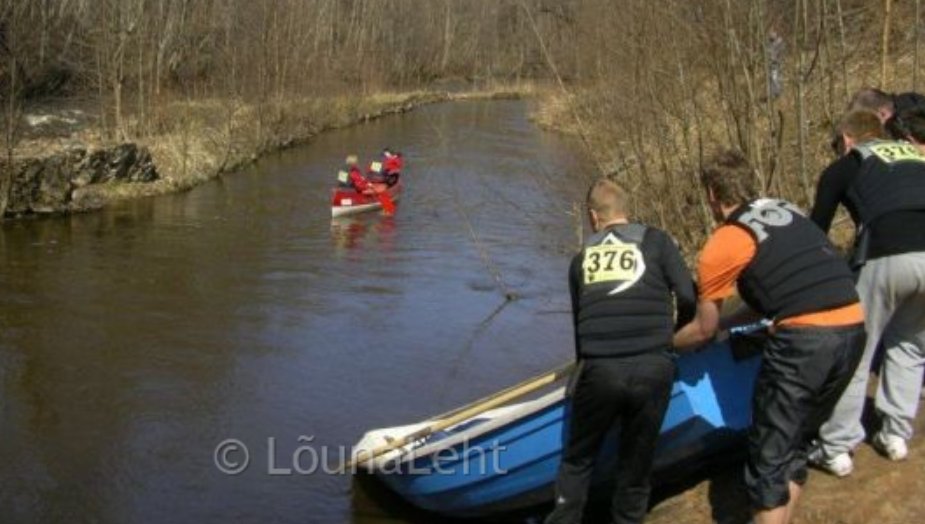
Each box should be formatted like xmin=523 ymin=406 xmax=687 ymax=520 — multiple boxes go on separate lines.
xmin=378 ymin=192 xmax=396 ymax=215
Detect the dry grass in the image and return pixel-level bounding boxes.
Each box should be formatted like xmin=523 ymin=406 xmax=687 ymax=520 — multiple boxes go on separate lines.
xmin=40 ymin=84 xmax=532 ymax=206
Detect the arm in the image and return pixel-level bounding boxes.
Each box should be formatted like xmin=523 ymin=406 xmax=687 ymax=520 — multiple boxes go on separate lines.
xmin=658 ymin=230 xmax=697 ymax=329
xmin=718 ymin=299 xmax=764 ymax=330
xmin=673 ymin=298 xmax=722 ymax=351
xmin=568 ymin=254 xmax=583 ymax=362
xmin=673 ymin=225 xmax=756 ymax=350
xmin=810 ymin=155 xmax=855 ymax=233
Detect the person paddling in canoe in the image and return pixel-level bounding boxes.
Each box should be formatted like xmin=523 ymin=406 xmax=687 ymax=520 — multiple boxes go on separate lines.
xmin=338 ymin=155 xmax=375 ymax=194
xmin=381 ymin=148 xmax=403 ymax=186
xmin=336 ymin=154 xmax=396 ymax=214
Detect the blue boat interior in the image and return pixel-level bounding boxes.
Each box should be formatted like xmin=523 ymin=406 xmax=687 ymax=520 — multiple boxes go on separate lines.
xmin=376 ymin=342 xmax=762 ymax=516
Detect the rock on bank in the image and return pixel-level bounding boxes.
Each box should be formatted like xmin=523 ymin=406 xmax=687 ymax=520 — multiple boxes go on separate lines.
xmin=3 ymin=143 xmax=158 ymax=216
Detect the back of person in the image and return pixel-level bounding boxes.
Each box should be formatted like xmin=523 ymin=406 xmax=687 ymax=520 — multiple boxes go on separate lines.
xmin=573 ymin=224 xmax=695 ymax=357
xmin=724 ymin=198 xmax=859 ymax=323
xmin=383 ymin=154 xmax=401 ymax=174
xmin=849 ymin=139 xmax=925 ymax=227
xmin=813 ymin=112 xmax=925 ymax=264
xmin=675 ymin=150 xmax=865 ymax=523
xmin=383 ymin=152 xmax=402 ymax=186
xmin=809 ymin=109 xmax=925 ymax=478
xmin=340 ymin=155 xmax=369 ymax=193
xmin=547 ymin=178 xmax=695 ymax=524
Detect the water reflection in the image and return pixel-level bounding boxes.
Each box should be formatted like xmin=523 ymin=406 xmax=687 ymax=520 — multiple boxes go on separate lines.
xmin=331 ymin=215 xmax=398 ymax=255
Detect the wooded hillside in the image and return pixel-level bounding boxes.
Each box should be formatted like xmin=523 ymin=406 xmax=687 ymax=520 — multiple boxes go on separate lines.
xmin=1 ymin=1 xmax=921 ymax=235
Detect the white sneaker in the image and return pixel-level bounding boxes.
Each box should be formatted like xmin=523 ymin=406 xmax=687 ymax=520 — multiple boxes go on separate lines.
xmin=872 ymin=432 xmax=908 ymax=461
xmin=807 ymin=446 xmax=854 ymax=477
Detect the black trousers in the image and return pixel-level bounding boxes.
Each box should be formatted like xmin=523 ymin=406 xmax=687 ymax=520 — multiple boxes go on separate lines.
xmin=745 ymin=323 xmax=866 ymax=509
xmin=546 ymin=352 xmax=675 ymax=524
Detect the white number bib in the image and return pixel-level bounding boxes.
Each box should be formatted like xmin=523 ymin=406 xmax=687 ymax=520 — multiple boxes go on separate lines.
xmin=583 ymin=233 xmax=646 ymax=295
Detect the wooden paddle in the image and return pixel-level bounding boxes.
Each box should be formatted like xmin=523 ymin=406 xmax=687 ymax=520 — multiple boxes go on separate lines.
xmin=345 ymin=361 xmax=576 ymax=471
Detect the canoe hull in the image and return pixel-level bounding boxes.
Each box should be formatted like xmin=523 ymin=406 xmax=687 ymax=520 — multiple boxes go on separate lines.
xmin=331 ymin=183 xmax=402 ymax=218
xmin=354 ymin=343 xmax=760 ymax=517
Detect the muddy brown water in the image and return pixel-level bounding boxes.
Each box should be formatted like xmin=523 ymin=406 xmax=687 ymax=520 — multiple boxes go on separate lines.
xmin=0 ymin=101 xmax=593 ymax=523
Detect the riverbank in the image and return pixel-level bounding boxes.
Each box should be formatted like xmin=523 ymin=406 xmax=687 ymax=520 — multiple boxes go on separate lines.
xmin=646 ymin=409 xmax=925 ymax=524
xmin=2 ymin=84 xmax=534 ymax=218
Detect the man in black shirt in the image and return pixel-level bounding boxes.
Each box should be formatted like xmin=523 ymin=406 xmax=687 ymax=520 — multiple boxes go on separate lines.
xmin=809 ymin=110 xmax=925 ymax=476
xmin=546 ymin=179 xmax=696 ymax=524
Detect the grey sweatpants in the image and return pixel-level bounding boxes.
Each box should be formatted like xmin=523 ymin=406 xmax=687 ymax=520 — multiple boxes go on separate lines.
xmin=818 ymin=252 xmax=925 ymax=456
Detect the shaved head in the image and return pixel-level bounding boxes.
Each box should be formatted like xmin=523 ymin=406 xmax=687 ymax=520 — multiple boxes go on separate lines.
xmin=587 ymin=178 xmax=628 ymax=221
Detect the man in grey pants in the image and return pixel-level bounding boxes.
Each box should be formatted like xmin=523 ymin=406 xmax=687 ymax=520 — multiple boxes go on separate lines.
xmin=809 ymin=109 xmax=925 ymax=476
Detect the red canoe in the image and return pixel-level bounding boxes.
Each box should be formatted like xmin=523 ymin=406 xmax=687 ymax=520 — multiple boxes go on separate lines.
xmin=330 ymin=183 xmax=402 ymax=218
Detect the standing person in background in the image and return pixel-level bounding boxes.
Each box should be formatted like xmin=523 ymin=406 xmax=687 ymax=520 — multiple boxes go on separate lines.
xmin=674 ymin=150 xmax=865 ymax=524
xmin=546 ymin=179 xmax=696 ymax=524
xmin=808 ymin=110 xmax=925 ymax=476
xmin=766 ymin=30 xmax=785 ymax=99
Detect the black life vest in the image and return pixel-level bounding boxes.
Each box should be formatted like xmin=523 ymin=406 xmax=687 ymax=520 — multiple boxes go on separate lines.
xmin=574 ymin=224 xmax=676 ymax=358
xmin=727 ymin=199 xmax=858 ymax=321
xmin=846 ymin=140 xmax=925 ymax=226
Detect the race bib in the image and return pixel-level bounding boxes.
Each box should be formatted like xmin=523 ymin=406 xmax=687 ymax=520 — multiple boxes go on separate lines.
xmin=869 ymin=143 xmax=925 ymax=164
xmin=337 ymin=170 xmax=349 ymax=183
xmin=583 ymin=233 xmax=646 ymax=295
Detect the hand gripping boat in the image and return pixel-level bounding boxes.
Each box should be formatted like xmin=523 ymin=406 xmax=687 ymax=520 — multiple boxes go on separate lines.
xmin=350 ymin=342 xmax=761 ymax=517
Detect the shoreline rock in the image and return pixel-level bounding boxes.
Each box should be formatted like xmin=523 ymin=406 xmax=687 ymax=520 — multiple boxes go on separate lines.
xmin=1 ymin=87 xmax=530 ymax=220
xmin=3 ymin=143 xmax=159 ymax=217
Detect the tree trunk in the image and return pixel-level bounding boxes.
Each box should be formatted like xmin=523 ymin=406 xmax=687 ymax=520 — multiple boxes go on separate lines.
xmin=2 ymin=56 xmax=17 ymax=219
xmin=441 ymin=0 xmax=453 ymax=74
xmin=881 ymin=0 xmax=893 ymax=88
xmin=915 ymin=0 xmax=921 ymax=91
xmin=796 ymin=0 xmax=811 ymax=204
xmin=835 ymin=0 xmax=850 ymax=101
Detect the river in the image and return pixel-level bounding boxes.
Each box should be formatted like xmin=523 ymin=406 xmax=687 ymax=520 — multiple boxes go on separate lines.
xmin=0 ymin=101 xmax=594 ymax=523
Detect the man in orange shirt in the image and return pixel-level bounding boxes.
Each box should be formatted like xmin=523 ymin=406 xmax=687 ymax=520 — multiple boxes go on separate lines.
xmin=673 ymin=150 xmax=866 ymax=524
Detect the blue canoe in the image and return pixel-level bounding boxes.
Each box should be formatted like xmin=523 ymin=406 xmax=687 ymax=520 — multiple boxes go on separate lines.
xmin=352 ymin=342 xmax=761 ymax=517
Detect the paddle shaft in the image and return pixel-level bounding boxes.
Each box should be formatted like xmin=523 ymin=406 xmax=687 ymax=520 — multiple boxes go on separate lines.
xmin=346 ymin=361 xmax=576 ymax=470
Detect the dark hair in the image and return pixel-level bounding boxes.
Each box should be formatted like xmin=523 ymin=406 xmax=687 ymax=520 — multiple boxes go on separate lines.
xmin=889 ymin=107 xmax=925 ymax=143
xmin=830 ymin=133 xmax=846 ymax=156
xmin=892 ymin=92 xmax=925 ymax=113
xmin=700 ymin=149 xmax=757 ymax=206
xmin=848 ymin=87 xmax=894 ymax=113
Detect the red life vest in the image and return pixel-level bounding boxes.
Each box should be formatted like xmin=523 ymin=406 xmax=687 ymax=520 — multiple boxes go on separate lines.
xmin=384 ymin=156 xmax=402 ymax=174
xmin=348 ymin=166 xmax=369 ymax=191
